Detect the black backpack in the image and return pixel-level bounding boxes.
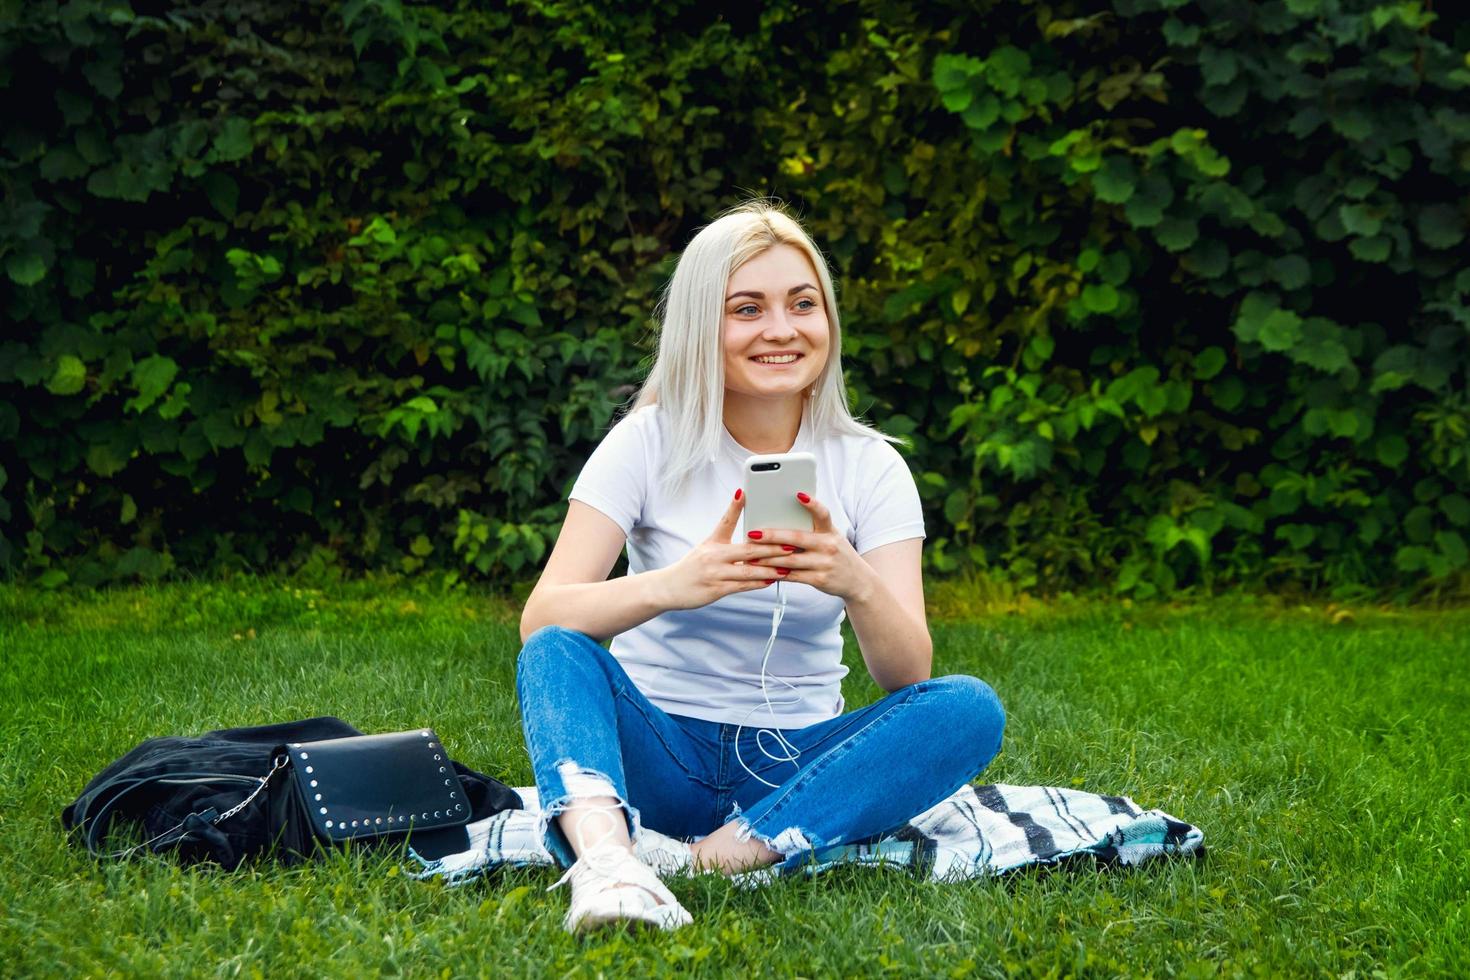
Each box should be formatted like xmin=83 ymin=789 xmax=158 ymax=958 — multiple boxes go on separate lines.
xmin=62 ymin=717 xmax=522 ymax=870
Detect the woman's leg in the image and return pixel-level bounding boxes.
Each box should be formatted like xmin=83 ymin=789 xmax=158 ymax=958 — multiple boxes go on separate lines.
xmin=693 ymin=674 xmax=1005 ymax=871
xmin=515 ymin=624 xmax=720 ymax=865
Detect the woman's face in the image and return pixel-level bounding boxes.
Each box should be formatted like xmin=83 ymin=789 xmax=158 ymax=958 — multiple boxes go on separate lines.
xmin=722 ymin=244 xmax=831 ymax=404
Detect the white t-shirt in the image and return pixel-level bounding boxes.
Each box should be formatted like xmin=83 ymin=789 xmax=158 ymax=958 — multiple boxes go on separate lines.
xmin=567 ymin=402 xmax=926 ymax=728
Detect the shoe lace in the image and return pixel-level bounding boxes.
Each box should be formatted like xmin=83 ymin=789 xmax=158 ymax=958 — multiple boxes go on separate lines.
xmin=547 ymin=804 xmax=637 ymax=893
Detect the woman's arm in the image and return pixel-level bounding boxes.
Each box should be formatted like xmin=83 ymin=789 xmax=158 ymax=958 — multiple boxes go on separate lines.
xmin=843 ymin=538 xmax=933 ymax=691
xmin=523 ymin=493 xmax=794 ymax=645
xmin=519 ymin=501 xmax=673 ymax=644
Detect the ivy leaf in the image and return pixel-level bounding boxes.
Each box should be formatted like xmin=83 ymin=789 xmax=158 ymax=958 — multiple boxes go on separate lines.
xmin=126 ymin=355 xmax=180 ymax=413
xmin=1193 ymin=347 xmax=1227 ymax=380
xmin=5 ymin=248 xmax=50 ymax=286
xmin=1123 ymin=174 xmax=1172 ymax=228
xmin=1441 ymin=494 xmax=1470 ymax=526
xmin=1375 ymin=434 xmax=1409 ymax=468
xmin=212 ymin=118 xmax=254 ymax=163
xmin=1271 ymin=255 xmax=1311 ymax=290
xmin=1417 ymin=204 xmax=1465 ymax=249
xmin=1092 ymin=156 xmax=1137 ymax=203
xmin=1199 ymin=47 xmax=1238 ymax=86
xmin=86 ymin=443 xmax=128 ymax=477
xmin=1155 ymin=216 xmax=1199 ymax=251
xmin=1329 ymin=108 xmax=1372 ymax=141
xmin=46 ymin=355 xmax=86 ymax=395
xmin=1348 ymin=235 xmax=1392 ymax=262
xmin=1288 ymin=317 xmax=1351 ymax=373
xmin=932 ymin=55 xmax=982 ymax=93
xmin=960 ymin=93 xmax=1000 ymax=130
xmin=40 ymin=145 xmax=89 ymax=181
xmin=1338 ymin=203 xmax=1382 ymax=237
xmin=1183 ymin=239 xmax=1229 ymax=278
xmin=1231 ymin=291 xmax=1278 ymax=346
xmin=81 ymin=52 xmax=123 ymax=100
xmin=1257 ymin=308 xmax=1303 ymax=352
xmin=1081 ymin=283 xmax=1119 ymax=313
xmin=940 ymin=86 xmax=973 ymax=112
xmin=202 ymin=172 xmax=239 ymax=220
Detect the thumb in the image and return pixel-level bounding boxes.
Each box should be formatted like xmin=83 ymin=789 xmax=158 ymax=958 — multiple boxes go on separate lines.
xmin=709 ymin=487 xmax=745 ymax=543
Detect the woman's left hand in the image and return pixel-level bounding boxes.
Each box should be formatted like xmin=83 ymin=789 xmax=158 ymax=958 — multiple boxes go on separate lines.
xmin=745 ymin=492 xmax=874 ymax=602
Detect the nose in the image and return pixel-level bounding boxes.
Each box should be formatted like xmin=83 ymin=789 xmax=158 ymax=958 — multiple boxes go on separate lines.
xmin=762 ymin=310 xmax=799 ymax=339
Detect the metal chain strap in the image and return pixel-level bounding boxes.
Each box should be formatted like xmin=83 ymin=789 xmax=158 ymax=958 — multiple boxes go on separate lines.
xmin=213 ymin=753 xmax=289 ymax=825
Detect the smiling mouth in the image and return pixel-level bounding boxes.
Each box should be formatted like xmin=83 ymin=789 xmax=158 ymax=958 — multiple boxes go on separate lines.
xmin=751 ymin=354 xmax=804 ymax=365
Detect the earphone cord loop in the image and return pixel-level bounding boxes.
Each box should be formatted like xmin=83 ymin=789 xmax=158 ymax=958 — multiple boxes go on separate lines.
xmin=733 ymin=580 xmax=802 ymax=790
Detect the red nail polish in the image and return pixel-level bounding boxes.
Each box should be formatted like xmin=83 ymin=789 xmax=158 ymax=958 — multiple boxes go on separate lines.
xmin=797 ymin=492 xmax=810 ymax=503
xmin=747 ymin=530 xmax=762 ymax=539
xmin=782 ymin=545 xmax=796 ymax=552
xmin=735 ymin=488 xmax=742 ymax=500
xmin=777 ymin=567 xmax=790 ymax=575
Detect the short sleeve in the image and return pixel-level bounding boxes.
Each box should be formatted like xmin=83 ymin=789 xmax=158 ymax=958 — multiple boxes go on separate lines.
xmin=853 ymin=440 xmax=926 ymax=555
xmin=567 ymin=412 xmax=649 ymax=537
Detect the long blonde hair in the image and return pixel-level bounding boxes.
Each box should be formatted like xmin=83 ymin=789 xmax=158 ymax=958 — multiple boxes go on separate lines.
xmin=626 ymin=197 xmax=906 ymax=496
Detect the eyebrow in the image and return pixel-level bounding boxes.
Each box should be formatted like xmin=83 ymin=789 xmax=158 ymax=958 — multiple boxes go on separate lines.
xmin=726 ymin=283 xmax=819 ymax=302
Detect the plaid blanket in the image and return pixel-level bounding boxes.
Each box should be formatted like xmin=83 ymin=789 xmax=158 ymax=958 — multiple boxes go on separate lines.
xmin=408 ymin=783 xmax=1204 ymax=886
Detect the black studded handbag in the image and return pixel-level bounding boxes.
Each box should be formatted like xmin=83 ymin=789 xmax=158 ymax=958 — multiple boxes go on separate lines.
xmin=268 ymin=728 xmax=482 ymax=861
xmin=63 ymin=717 xmax=521 ymax=869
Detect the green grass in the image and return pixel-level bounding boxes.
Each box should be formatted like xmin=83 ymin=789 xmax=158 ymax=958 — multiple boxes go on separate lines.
xmin=2 ymin=581 xmax=1467 ymax=977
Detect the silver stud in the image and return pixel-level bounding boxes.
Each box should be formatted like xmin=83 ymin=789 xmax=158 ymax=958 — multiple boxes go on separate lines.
xmin=433 ymin=754 xmax=441 ymax=761
xmin=325 ymin=820 xmax=333 ymax=828
xmin=299 ymin=752 xmax=309 ymax=760
xmin=434 ymin=811 xmax=441 ymax=818
xmin=421 ymin=812 xmax=429 ymax=819
xmin=455 ymin=804 xmax=463 ymax=811
xmin=315 ymin=794 xmax=322 ymax=801
xmin=352 ymin=820 xmax=359 ymax=827
xmin=439 ymin=767 xmax=446 ymax=773
xmin=305 ymin=766 xmax=313 ymax=774
xmin=375 ymin=817 xmax=382 ymax=825
xmin=450 ymin=792 xmax=457 ymax=799
xmin=310 ymin=779 xmax=318 ymax=788
xmin=420 ymin=731 xmax=430 ymax=737
xmin=319 ymin=807 xmax=327 ymax=815
xmin=290 ymin=743 xmax=301 ymax=748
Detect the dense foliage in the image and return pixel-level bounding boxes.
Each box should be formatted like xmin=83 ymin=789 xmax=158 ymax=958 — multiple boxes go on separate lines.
xmin=2 ymin=0 xmax=1467 ymax=598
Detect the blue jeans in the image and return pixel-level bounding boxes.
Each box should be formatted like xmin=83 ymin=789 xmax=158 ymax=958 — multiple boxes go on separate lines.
xmin=516 ymin=625 xmax=1006 ymax=869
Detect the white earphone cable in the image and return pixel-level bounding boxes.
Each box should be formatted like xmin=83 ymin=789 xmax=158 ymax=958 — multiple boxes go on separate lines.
xmin=733 ymin=580 xmax=802 ymax=789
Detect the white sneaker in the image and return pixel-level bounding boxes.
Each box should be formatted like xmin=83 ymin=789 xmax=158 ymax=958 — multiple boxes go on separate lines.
xmin=633 ymin=827 xmax=696 ymax=878
xmin=549 ymin=842 xmax=693 ymax=934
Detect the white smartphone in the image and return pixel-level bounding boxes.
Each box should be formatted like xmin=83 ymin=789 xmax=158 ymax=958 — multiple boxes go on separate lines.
xmin=742 ymin=452 xmax=816 ymax=534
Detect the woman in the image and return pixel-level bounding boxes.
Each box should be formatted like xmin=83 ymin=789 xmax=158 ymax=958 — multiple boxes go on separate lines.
xmin=516 ymin=199 xmax=1005 ymax=933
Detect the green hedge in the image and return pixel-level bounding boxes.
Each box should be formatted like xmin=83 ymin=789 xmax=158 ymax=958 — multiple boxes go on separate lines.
xmin=2 ymin=0 xmax=1467 ymax=598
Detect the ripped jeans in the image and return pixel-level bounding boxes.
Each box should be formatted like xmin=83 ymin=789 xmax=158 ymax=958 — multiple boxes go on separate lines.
xmin=515 ymin=625 xmax=1006 ymax=869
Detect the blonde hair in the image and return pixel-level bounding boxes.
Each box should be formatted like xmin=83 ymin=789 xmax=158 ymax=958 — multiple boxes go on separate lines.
xmin=625 ymin=197 xmax=906 ymax=497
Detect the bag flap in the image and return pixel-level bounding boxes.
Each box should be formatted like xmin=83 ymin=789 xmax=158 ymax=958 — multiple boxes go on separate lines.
xmin=280 ymin=729 xmax=470 ymax=842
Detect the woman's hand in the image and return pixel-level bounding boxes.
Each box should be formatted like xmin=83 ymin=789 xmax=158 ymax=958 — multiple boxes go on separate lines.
xmin=654 ymin=489 xmax=798 ymax=611
xmin=744 ymin=492 xmax=875 ymax=603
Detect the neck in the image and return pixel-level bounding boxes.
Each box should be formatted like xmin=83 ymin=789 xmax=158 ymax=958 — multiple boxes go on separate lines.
xmin=722 ymin=391 xmax=806 ymax=454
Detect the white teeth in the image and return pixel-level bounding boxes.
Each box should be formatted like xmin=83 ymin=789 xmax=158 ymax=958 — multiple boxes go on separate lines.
xmin=753 ymin=354 xmax=799 ymax=363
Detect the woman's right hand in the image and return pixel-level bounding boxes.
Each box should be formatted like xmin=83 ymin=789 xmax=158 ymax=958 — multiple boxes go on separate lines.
xmin=655 ymin=489 xmax=793 ymax=611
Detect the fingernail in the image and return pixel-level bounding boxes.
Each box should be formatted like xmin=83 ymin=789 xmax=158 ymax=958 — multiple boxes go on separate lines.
xmin=747 ymin=530 xmax=762 ymax=539
xmin=777 ymin=568 xmax=790 ymax=576
xmin=796 ymin=492 xmax=810 ymax=503
xmin=734 ymin=488 xmax=742 ymax=501
xmin=782 ymin=545 xmax=796 ymax=552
